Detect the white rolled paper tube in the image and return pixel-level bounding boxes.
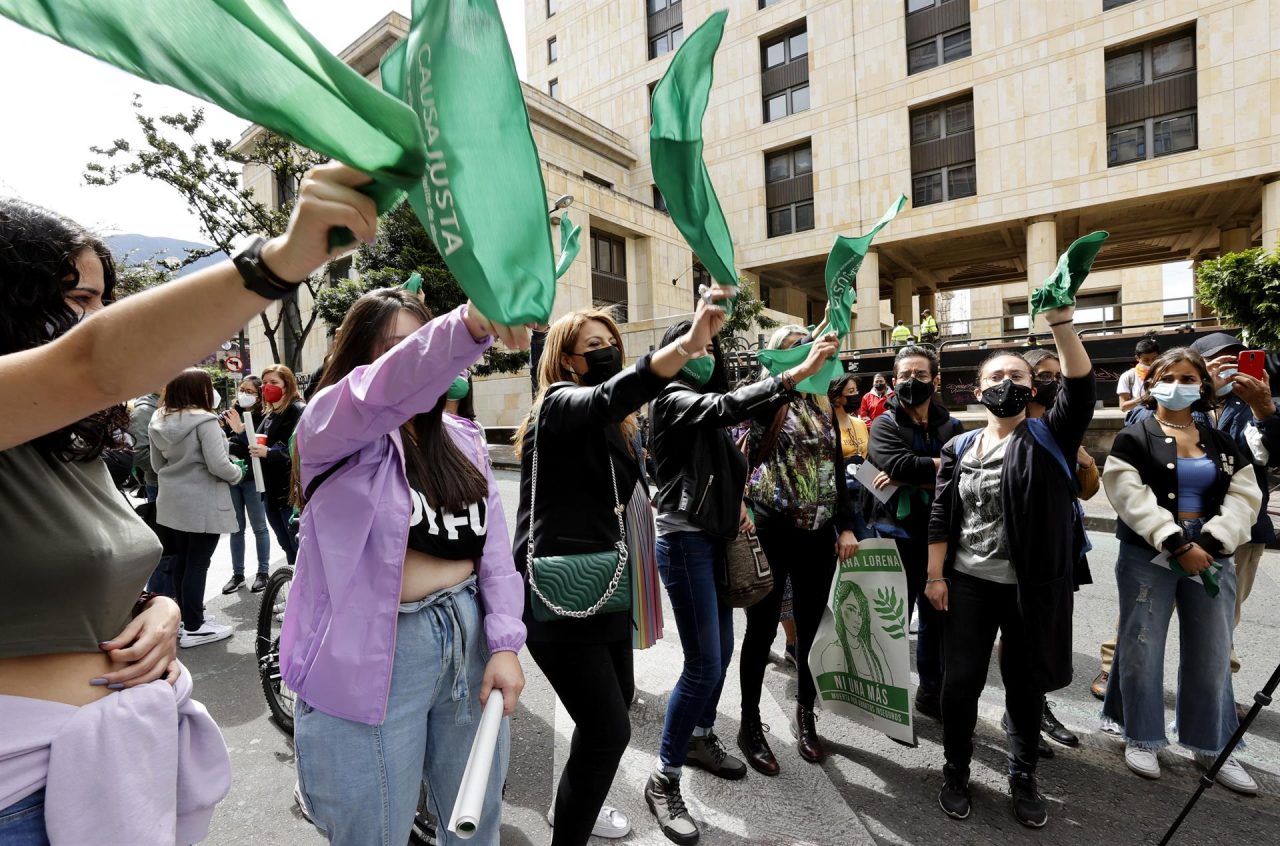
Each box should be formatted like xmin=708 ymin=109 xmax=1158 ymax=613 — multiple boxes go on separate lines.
xmin=243 ymin=412 xmax=267 ymax=494
xmin=448 ymin=692 xmax=506 ymax=839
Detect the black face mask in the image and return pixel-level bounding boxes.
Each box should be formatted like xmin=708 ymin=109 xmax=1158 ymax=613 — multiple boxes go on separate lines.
xmin=577 ymin=345 xmax=622 ymax=386
xmin=895 ymin=377 xmax=935 ymax=407
xmin=843 ymin=397 xmax=859 ymax=413
xmin=873 ymin=384 xmax=887 ymax=394
xmin=1031 ymin=379 xmax=1059 ymax=408
xmin=980 ymin=378 xmax=1034 ymax=418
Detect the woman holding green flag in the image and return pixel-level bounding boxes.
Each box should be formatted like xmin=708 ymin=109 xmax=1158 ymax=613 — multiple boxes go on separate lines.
xmin=0 ymin=162 xmax=376 ymax=843
xmin=513 ymin=293 xmax=727 ymax=846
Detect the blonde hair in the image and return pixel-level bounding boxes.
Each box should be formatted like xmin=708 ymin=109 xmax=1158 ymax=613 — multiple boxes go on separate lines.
xmin=514 ymin=308 xmax=637 ymax=458
xmin=261 ymin=363 xmax=301 ymax=409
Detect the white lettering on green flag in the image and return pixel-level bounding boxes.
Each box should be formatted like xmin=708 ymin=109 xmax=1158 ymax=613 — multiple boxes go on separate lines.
xmin=382 ymin=0 xmax=556 ymax=326
xmin=824 ymin=195 xmax=907 ymax=338
xmin=808 ymin=539 xmax=916 ymax=745
xmin=1029 ymin=230 xmax=1110 ymax=318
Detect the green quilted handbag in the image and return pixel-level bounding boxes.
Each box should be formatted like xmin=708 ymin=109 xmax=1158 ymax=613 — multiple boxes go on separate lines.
xmin=526 ymin=420 xmax=631 ymax=622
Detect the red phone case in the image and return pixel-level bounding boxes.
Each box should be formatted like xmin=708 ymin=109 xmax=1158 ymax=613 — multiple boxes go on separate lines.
xmin=1238 ymin=351 xmax=1266 ymax=381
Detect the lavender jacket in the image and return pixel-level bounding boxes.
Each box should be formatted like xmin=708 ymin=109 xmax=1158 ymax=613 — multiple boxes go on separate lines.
xmin=279 ymin=305 xmax=526 ymax=726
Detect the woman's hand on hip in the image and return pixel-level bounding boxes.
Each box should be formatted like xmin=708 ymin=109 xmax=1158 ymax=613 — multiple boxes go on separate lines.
xmin=259 ymin=162 xmax=379 ymax=283
xmin=925 ymin=579 xmax=949 ymax=612
xmin=835 ymin=530 xmax=858 ymax=561
xmin=96 ymin=597 xmax=181 ymax=687
xmin=1175 ymin=543 xmax=1216 ymax=576
xmin=481 ymin=650 xmax=525 ymax=716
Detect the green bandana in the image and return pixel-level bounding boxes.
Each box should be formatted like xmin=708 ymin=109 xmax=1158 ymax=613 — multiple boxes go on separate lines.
xmin=680 ymin=355 xmax=715 ymax=387
xmin=894 ymin=486 xmax=931 ymax=521
xmin=401 ymin=271 xmax=424 ymax=295
xmin=555 ymin=212 xmax=581 ymax=280
xmin=756 ymin=343 xmax=842 ymax=395
xmin=824 ymin=195 xmax=907 ymax=337
xmin=446 ymin=376 xmax=470 ymax=401
xmin=1029 ymin=231 xmax=1110 ymax=318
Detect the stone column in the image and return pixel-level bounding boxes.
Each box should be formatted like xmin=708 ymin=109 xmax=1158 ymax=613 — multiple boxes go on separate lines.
xmin=854 ymin=249 xmax=883 ymax=349
xmin=1262 ymin=176 xmax=1280 ymax=250
xmin=891 ymin=276 xmax=914 ymax=330
xmin=1025 ymin=215 xmax=1058 ymax=301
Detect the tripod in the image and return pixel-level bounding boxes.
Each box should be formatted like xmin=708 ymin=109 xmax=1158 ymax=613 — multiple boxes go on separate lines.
xmin=1159 ymin=660 xmax=1280 ymax=845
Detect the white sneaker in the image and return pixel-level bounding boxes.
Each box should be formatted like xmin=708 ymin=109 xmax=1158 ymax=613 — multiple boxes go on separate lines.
xmin=179 ymin=621 xmax=233 ymax=648
xmin=293 ymin=780 xmax=313 ymax=822
xmin=1194 ymin=752 xmax=1258 ymax=795
xmin=1124 ymin=744 xmax=1161 ymax=779
xmin=547 ymin=804 xmax=631 ymax=839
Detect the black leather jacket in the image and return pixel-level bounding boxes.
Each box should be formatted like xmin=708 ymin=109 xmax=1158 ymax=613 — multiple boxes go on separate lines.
xmin=651 ymin=375 xmax=792 ymax=540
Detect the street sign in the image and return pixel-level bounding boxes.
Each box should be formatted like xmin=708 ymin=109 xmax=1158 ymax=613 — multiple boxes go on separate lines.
xmin=225 ymin=356 xmax=243 ymax=373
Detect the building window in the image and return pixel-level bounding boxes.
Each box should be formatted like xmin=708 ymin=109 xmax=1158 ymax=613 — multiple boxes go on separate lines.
xmin=1105 ymin=30 xmax=1197 ymax=166
xmin=1103 ymin=0 xmax=1139 ymax=9
xmin=652 ymin=186 xmax=668 ymax=213
xmin=547 ymin=0 xmax=557 ymax=17
xmin=759 ymin=0 xmax=783 ymax=7
xmin=584 ymin=172 xmax=614 ymax=190
xmin=547 ymin=37 xmax=558 ymax=64
xmin=548 ymin=78 xmax=560 ymax=99
xmin=591 ymin=231 xmax=628 ymax=322
xmin=764 ymin=143 xmax=814 ymax=238
xmin=905 ymin=0 xmax=970 ymax=75
xmin=909 ymin=95 xmax=976 ymax=206
xmin=647 ymin=0 xmax=683 ymax=59
xmin=761 ymin=25 xmax=809 ymax=123
xmin=1006 ymin=293 xmax=1120 ymax=331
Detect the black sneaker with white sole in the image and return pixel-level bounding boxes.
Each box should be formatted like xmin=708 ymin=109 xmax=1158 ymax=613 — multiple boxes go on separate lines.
xmin=1009 ymin=773 xmax=1048 ymax=828
xmin=938 ymin=764 xmax=971 ymax=820
xmin=645 ymin=771 xmax=699 ymax=845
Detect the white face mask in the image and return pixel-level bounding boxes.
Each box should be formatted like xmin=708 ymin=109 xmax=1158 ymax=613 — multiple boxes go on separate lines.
xmin=237 ymin=392 xmax=258 ymax=409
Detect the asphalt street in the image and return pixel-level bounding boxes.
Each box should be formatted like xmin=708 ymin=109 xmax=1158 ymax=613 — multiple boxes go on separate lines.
xmin=187 ymin=470 xmax=1280 ymax=846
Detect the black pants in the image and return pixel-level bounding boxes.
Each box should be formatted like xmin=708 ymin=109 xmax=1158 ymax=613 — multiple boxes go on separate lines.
xmin=941 ymin=571 xmax=1041 ymax=776
xmin=898 ymin=538 xmax=944 ymax=696
xmin=740 ymin=521 xmax=837 ymax=719
xmin=528 ymin=637 xmax=634 ymax=846
xmin=170 ymin=530 xmax=221 ymax=631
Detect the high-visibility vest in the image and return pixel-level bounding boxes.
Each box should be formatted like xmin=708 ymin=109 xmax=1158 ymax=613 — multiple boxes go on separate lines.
xmin=890 ymin=324 xmax=911 ymax=342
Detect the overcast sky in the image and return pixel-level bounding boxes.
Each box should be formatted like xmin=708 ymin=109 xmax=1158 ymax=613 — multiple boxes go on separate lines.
xmin=0 ymin=1 xmax=527 ymax=245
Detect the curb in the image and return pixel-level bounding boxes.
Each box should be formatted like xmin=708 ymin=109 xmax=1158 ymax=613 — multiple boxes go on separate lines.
xmin=1084 ymin=515 xmax=1117 ymax=534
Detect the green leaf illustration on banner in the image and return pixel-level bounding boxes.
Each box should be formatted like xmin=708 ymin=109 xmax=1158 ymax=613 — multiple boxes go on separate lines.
xmin=0 ymin=0 xmax=426 ymax=244
xmin=555 ymin=212 xmax=581 ymax=280
xmin=381 ymin=0 xmax=556 ymax=325
xmin=756 ymin=343 xmax=843 ymax=395
xmin=1029 ymin=230 xmax=1110 ymax=318
xmin=824 ymin=195 xmax=908 ymax=338
xmin=401 ymin=271 xmax=424 ymax=294
xmin=874 ymin=586 xmax=907 ymax=640
xmin=650 ymin=10 xmax=737 ymax=296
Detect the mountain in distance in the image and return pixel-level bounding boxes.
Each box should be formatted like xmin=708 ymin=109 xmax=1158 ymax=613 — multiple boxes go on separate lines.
xmin=105 ymin=234 xmax=223 ymax=277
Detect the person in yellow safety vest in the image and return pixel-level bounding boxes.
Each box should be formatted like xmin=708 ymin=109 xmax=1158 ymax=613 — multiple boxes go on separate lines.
xmin=891 ymin=320 xmax=913 ymax=346
xmin=920 ymin=309 xmax=940 ymax=343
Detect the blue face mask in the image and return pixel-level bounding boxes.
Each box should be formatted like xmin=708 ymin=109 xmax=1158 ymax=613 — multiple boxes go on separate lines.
xmin=1150 ymin=381 xmax=1202 ymax=411
xmin=1215 ymin=368 xmax=1237 ymax=397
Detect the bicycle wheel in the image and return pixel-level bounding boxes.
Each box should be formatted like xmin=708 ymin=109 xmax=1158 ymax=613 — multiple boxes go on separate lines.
xmin=257 ymin=565 xmax=297 ymax=735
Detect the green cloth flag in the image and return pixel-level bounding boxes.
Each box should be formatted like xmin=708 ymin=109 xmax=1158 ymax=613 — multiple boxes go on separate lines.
xmin=756 ymin=343 xmax=843 ymax=395
xmin=555 ymin=212 xmax=581 ymax=280
xmin=401 ymin=272 xmax=424 ymax=294
xmin=1029 ymin=230 xmax=1110 ymax=318
xmin=0 ymin=0 xmax=426 ymax=238
xmin=650 ymin=10 xmax=737 ymax=292
xmin=824 ymin=195 xmax=907 ymax=338
xmin=381 ymin=0 xmax=556 ymax=325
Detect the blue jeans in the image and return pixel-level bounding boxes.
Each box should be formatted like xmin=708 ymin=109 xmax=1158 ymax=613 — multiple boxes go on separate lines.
xmin=656 ymin=531 xmax=734 ymax=769
xmin=294 ymin=577 xmax=509 ymax=846
xmin=265 ymin=504 xmax=297 ymax=566
xmin=229 ymin=476 xmax=271 ymax=577
xmin=1102 ymin=520 xmax=1240 ymax=754
xmin=0 ymin=789 xmax=48 ymax=845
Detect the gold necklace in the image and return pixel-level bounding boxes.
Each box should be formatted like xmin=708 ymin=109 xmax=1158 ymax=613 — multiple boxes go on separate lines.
xmin=1156 ymin=416 xmax=1194 ymax=429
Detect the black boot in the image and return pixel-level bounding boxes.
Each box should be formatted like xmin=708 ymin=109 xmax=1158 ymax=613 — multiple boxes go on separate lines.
xmin=736 ymin=716 xmax=779 ymax=776
xmin=790 ymin=703 xmax=824 ymax=763
xmin=1041 ymin=698 xmax=1079 ymax=747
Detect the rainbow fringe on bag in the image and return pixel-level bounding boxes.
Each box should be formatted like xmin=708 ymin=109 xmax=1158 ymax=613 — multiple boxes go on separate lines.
xmin=626 ymin=481 xmax=663 ymax=649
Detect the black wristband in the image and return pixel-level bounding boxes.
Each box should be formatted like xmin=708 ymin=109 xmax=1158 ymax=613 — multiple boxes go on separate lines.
xmin=1047 ymin=318 xmax=1074 ymax=327
xmin=233 ymin=236 xmax=304 ymax=300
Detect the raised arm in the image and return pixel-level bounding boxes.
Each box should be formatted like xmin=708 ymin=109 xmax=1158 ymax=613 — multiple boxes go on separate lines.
xmin=1041 ymin=305 xmax=1096 ymax=455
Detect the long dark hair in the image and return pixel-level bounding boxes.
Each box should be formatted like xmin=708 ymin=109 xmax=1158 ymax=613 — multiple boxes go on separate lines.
xmin=161 ymin=368 xmax=217 ymax=413
xmin=300 ymin=288 xmax=486 ymax=511
xmin=1141 ymin=347 xmax=1217 ymax=413
xmin=659 ymin=320 xmax=729 ymax=394
xmin=0 ymin=197 xmax=126 ymax=461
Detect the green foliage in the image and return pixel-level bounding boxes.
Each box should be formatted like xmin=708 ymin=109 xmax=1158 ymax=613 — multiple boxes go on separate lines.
xmin=1196 ymin=247 xmax=1280 ymax=350
xmin=719 ymin=276 xmax=778 ymax=352
xmin=113 ymin=252 xmax=177 ymax=300
xmin=874 ymin=586 xmax=907 ymax=640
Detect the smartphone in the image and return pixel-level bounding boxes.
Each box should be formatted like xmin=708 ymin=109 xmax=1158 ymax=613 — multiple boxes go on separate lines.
xmin=1239 ymin=350 xmax=1266 ymax=381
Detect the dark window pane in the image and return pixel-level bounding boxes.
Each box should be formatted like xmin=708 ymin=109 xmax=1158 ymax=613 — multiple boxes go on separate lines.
xmin=652 ymin=186 xmax=667 ymax=212
xmin=947 ymin=164 xmax=976 ymax=199
xmin=795 ymin=202 xmax=814 ymax=232
xmin=613 ymin=241 xmax=626 ymax=272
xmin=648 ymin=0 xmax=666 ymax=13
xmin=548 ymin=38 xmax=558 ymax=63
xmin=911 ymin=109 xmax=941 ymax=144
xmin=945 ymin=101 xmax=973 ymax=134
xmin=592 ymin=237 xmax=608 ymax=272
xmin=1105 ymin=52 xmax=1143 ymax=91
xmin=1153 ymin=36 xmax=1194 ymax=78
xmin=765 ymin=40 xmax=786 ymax=68
xmin=907 ymin=0 xmax=934 ymax=13
xmin=670 ymin=26 xmax=684 ymax=50
xmin=547 ymin=0 xmax=557 ymax=16
xmin=768 ymin=207 xmax=793 ymax=237
xmin=941 ymin=28 xmax=971 ymax=63
xmin=650 ymin=34 xmax=668 ymax=58
xmin=907 ymin=40 xmax=938 ymax=74
xmin=765 ymin=94 xmax=788 ymax=122
xmin=793 ymin=146 xmax=812 ymax=174
xmin=1154 ymin=113 xmax=1196 ymax=156
xmin=791 ymin=84 xmax=810 ymax=113
xmin=789 ymin=31 xmax=808 ymax=58
xmin=913 ymin=172 xmax=943 ymax=206
xmin=548 ymin=79 xmax=559 ymax=99
xmin=766 ymin=152 xmax=791 ymax=182
xmin=1103 ymin=0 xmax=1138 ymax=7
xmin=1107 ymin=126 xmax=1145 ymax=165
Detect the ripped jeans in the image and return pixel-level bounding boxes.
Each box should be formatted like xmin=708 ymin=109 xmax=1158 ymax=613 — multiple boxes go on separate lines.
xmin=1102 ymin=520 xmax=1239 ymax=755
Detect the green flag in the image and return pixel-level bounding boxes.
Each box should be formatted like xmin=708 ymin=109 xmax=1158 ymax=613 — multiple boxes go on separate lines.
xmin=757 ymin=343 xmax=842 ymax=395
xmin=1029 ymin=231 xmax=1110 ymax=317
xmin=401 ymin=271 xmax=424 ymax=294
xmin=381 ymin=0 xmax=556 ymax=325
xmin=650 ymin=10 xmax=737 ymax=291
xmin=555 ymin=212 xmax=581 ymax=280
xmin=824 ymin=195 xmax=907 ymax=338
xmin=0 ymin=0 xmax=425 ymax=232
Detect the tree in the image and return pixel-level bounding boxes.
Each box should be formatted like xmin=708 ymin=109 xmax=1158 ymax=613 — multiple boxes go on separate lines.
xmin=84 ymin=96 xmax=327 ymax=370
xmin=719 ymin=276 xmax=779 ymax=350
xmin=1197 ymin=247 xmax=1280 ymax=350
xmin=113 ymin=252 xmax=178 ymax=300
xmin=313 ymin=202 xmax=529 ymax=375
